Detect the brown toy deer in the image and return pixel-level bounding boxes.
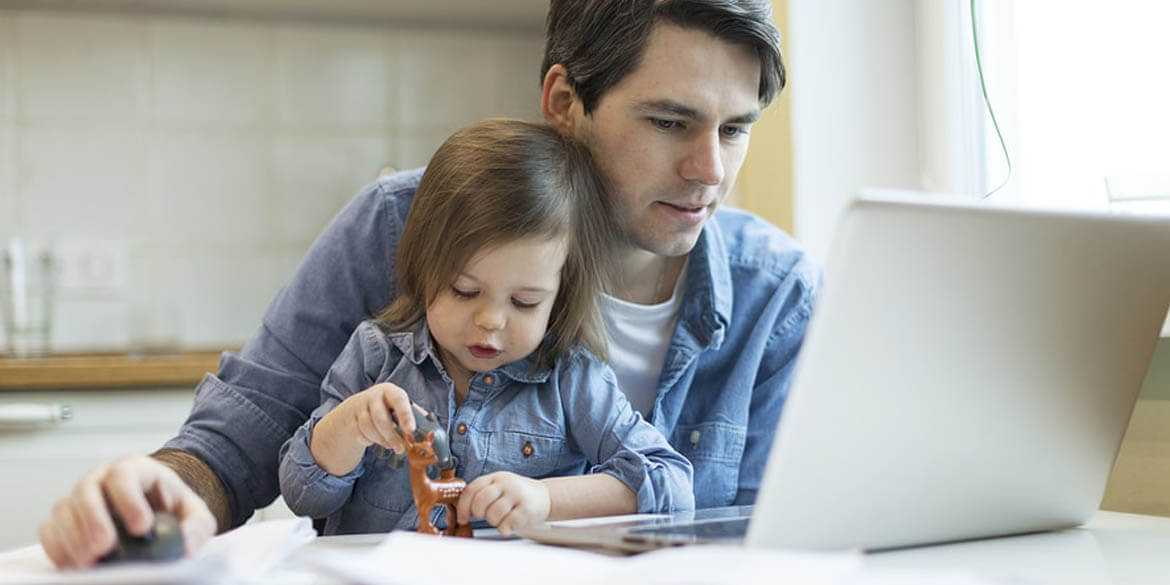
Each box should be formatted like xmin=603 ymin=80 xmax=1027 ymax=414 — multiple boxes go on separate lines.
xmin=398 ymin=415 xmax=474 ymax=537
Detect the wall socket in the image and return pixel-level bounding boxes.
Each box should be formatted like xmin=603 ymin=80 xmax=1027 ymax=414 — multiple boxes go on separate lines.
xmin=55 ymin=239 xmax=129 ymax=294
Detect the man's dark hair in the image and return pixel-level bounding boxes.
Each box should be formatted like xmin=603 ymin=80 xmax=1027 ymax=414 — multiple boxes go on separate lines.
xmin=543 ymin=0 xmax=786 ymax=115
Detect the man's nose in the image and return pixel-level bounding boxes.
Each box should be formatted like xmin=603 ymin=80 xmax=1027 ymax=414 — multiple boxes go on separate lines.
xmin=679 ymin=132 xmax=725 ymax=186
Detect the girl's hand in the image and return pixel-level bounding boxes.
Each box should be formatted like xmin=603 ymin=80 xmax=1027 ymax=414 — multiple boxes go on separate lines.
xmin=311 ymin=382 xmax=418 ymax=476
xmin=455 ymin=471 xmax=551 ymax=535
xmin=342 ymin=382 xmax=418 ymax=451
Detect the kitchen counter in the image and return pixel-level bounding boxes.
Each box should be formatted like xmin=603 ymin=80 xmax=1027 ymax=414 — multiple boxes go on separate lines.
xmin=0 ymin=351 xmax=223 ymax=390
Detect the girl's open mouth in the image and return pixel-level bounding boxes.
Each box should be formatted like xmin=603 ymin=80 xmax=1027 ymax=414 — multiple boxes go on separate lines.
xmin=469 ymin=345 xmax=501 ymax=359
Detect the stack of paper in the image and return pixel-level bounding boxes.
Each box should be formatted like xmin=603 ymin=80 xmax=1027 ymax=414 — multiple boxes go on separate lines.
xmin=0 ymin=517 xmax=316 ymax=585
xmin=302 ymin=531 xmax=1003 ymax=585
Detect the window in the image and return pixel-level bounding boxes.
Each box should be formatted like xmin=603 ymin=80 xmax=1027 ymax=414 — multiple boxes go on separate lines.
xmin=976 ymin=1 xmax=1170 ymax=213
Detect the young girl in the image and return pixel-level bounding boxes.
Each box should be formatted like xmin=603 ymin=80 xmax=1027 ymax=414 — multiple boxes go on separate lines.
xmin=278 ymin=119 xmax=694 ymax=535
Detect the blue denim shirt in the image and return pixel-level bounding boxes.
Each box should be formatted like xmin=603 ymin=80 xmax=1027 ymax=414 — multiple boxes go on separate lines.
xmin=278 ymin=320 xmax=693 ymax=534
xmin=166 ymin=168 xmax=818 ymax=527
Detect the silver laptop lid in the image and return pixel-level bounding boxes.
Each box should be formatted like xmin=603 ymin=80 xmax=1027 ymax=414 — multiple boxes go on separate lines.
xmin=749 ymin=192 xmax=1170 ymax=550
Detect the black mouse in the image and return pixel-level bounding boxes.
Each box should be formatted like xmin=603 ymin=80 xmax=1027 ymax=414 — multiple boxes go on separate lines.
xmin=98 ymin=510 xmax=185 ymax=564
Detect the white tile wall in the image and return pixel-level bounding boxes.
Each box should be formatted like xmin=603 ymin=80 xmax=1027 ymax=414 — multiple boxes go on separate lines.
xmin=0 ymin=124 xmax=12 ymax=237
xmin=16 ymin=13 xmax=149 ymax=121
xmin=131 ymin=246 xmax=303 ymax=348
xmin=0 ymin=8 xmax=545 ymax=352
xmin=0 ymin=15 xmax=14 ymax=257
xmin=486 ymin=36 xmax=545 ymax=122
xmin=272 ymin=133 xmax=392 ymax=243
xmin=0 ymin=13 xmax=13 ymax=121
xmin=0 ymin=120 xmax=11 ymax=353
xmin=397 ymin=130 xmax=451 ymax=172
xmin=397 ymin=30 xmax=540 ymax=131
xmin=144 ymin=128 xmax=272 ymax=247
xmin=18 ymin=124 xmax=146 ymax=236
xmin=150 ymin=19 xmax=274 ymax=125
xmin=276 ymin=24 xmax=395 ymax=128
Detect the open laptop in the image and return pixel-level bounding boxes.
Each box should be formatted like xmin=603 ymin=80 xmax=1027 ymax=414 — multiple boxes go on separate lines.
xmin=517 ymin=191 xmax=1170 ymax=552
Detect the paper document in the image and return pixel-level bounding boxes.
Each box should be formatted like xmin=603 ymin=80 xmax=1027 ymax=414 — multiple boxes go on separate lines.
xmin=304 ymin=531 xmax=1008 ymax=585
xmin=305 ymin=531 xmax=857 ymax=585
xmin=0 ymin=517 xmax=315 ymax=585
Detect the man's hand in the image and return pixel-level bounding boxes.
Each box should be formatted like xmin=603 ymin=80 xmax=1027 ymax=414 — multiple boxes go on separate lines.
xmin=38 ymin=455 xmax=216 ymax=569
xmin=455 ymin=471 xmax=551 ymax=535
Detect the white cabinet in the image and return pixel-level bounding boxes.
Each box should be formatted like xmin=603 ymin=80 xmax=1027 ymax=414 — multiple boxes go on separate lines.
xmin=0 ymin=388 xmax=195 ymax=550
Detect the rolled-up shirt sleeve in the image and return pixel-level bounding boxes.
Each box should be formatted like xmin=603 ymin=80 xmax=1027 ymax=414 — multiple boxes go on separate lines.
xmin=278 ymin=322 xmax=386 ymax=519
xmin=559 ymin=356 xmax=695 ymax=514
xmin=278 ymin=399 xmax=365 ymax=518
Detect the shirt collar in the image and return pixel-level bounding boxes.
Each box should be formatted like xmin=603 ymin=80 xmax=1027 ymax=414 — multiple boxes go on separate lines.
xmin=386 ymin=320 xmax=552 ymax=384
xmin=677 ymin=222 xmax=732 ymax=350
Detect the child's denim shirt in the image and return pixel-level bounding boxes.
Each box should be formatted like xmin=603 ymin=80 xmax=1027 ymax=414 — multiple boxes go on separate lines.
xmin=279 ymin=320 xmax=695 ymax=534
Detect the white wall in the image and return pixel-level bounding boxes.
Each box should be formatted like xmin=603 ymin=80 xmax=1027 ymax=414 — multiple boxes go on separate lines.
xmin=0 ymin=9 xmax=544 ymax=352
xmin=787 ymin=0 xmax=924 ymax=265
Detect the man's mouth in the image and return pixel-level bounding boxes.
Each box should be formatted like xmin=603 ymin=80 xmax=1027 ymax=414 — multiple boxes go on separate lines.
xmin=657 ymin=201 xmax=709 ymax=223
xmin=662 ymin=201 xmax=707 ymax=213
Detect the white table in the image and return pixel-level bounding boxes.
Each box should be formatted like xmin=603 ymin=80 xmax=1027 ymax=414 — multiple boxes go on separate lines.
xmin=3 ymin=510 xmax=1167 ymax=584
xmin=861 ymin=511 xmax=1170 ymax=584
xmin=294 ymin=510 xmax=1170 ymax=584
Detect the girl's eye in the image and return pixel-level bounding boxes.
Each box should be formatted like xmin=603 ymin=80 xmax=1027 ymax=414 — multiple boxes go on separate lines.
xmin=512 ymin=298 xmax=540 ymax=310
xmin=451 ymin=286 xmax=477 ymax=299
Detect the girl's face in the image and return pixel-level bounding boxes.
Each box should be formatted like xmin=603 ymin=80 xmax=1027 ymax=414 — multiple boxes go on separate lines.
xmin=427 ymin=235 xmax=568 ymax=381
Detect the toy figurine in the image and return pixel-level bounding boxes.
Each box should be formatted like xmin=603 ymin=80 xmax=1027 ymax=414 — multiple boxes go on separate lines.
xmin=376 ymin=408 xmax=473 ymax=537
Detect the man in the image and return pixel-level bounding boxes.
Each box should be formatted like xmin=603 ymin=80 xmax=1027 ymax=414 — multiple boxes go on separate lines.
xmin=39 ymin=0 xmax=817 ymax=568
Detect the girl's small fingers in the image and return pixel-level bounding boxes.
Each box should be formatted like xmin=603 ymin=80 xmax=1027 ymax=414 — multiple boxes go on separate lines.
xmin=365 ymin=400 xmax=400 ymax=446
xmin=456 ymin=477 xmax=489 ymax=524
xmin=380 ymin=385 xmax=416 ymax=434
xmin=484 ymin=496 xmax=517 ymax=530
xmin=353 ymin=412 xmax=382 ymax=447
xmin=384 ymin=433 xmax=405 ymax=455
xmin=468 ymin=478 xmax=503 ymax=521
xmin=496 ymin=509 xmax=526 ymax=537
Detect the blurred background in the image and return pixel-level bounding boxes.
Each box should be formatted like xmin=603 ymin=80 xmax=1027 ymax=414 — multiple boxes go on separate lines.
xmin=0 ymin=1 xmax=550 ymax=353
xmin=0 ymin=0 xmax=1168 ymax=549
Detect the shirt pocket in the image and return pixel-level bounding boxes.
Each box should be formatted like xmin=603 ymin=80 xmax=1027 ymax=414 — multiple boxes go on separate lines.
xmin=673 ymin=421 xmax=746 ymax=507
xmin=481 ymin=430 xmax=585 ymax=479
xmin=354 ymin=455 xmax=416 ymax=514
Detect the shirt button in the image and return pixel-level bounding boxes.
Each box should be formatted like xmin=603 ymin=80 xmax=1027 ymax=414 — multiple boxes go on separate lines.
xmin=457 ymin=423 xmax=468 ymax=435
xmin=483 ymin=375 xmax=495 ymax=385
xmin=689 ymin=430 xmax=702 ymax=445
xmin=521 ymin=442 xmax=534 ymax=457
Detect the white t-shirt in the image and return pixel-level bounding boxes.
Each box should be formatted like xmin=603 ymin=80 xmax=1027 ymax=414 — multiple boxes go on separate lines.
xmin=600 ymin=264 xmax=687 ymax=417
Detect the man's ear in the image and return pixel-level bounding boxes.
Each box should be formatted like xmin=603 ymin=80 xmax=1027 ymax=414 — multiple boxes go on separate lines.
xmin=541 ymin=64 xmax=579 ymax=134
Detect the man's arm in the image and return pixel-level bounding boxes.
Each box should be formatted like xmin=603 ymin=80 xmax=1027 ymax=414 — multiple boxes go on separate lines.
xmin=735 ymin=271 xmax=819 ymax=505
xmin=151 ymin=448 xmax=231 ymax=533
xmin=162 ymin=171 xmax=420 ymax=527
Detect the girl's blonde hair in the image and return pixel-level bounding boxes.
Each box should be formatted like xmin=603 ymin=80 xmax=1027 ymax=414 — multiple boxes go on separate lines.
xmin=376 ymin=119 xmax=617 ymax=369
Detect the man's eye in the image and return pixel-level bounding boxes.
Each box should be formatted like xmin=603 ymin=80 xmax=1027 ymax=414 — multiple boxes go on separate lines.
xmin=721 ymin=125 xmax=748 ymax=138
xmin=651 ymin=118 xmax=680 ymax=131
xmin=512 ymin=298 xmax=540 ymax=309
xmin=451 ymin=286 xmax=477 ymax=299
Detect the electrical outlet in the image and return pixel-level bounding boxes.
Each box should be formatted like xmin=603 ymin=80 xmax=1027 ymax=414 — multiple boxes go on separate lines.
xmin=56 ymin=239 xmax=129 ymax=293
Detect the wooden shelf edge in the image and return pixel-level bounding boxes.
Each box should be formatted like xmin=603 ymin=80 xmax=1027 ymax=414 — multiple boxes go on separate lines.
xmin=0 ymin=352 xmax=223 ymax=390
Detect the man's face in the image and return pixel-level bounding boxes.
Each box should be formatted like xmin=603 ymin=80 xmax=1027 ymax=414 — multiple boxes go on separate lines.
xmin=571 ymin=24 xmax=762 ymax=258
